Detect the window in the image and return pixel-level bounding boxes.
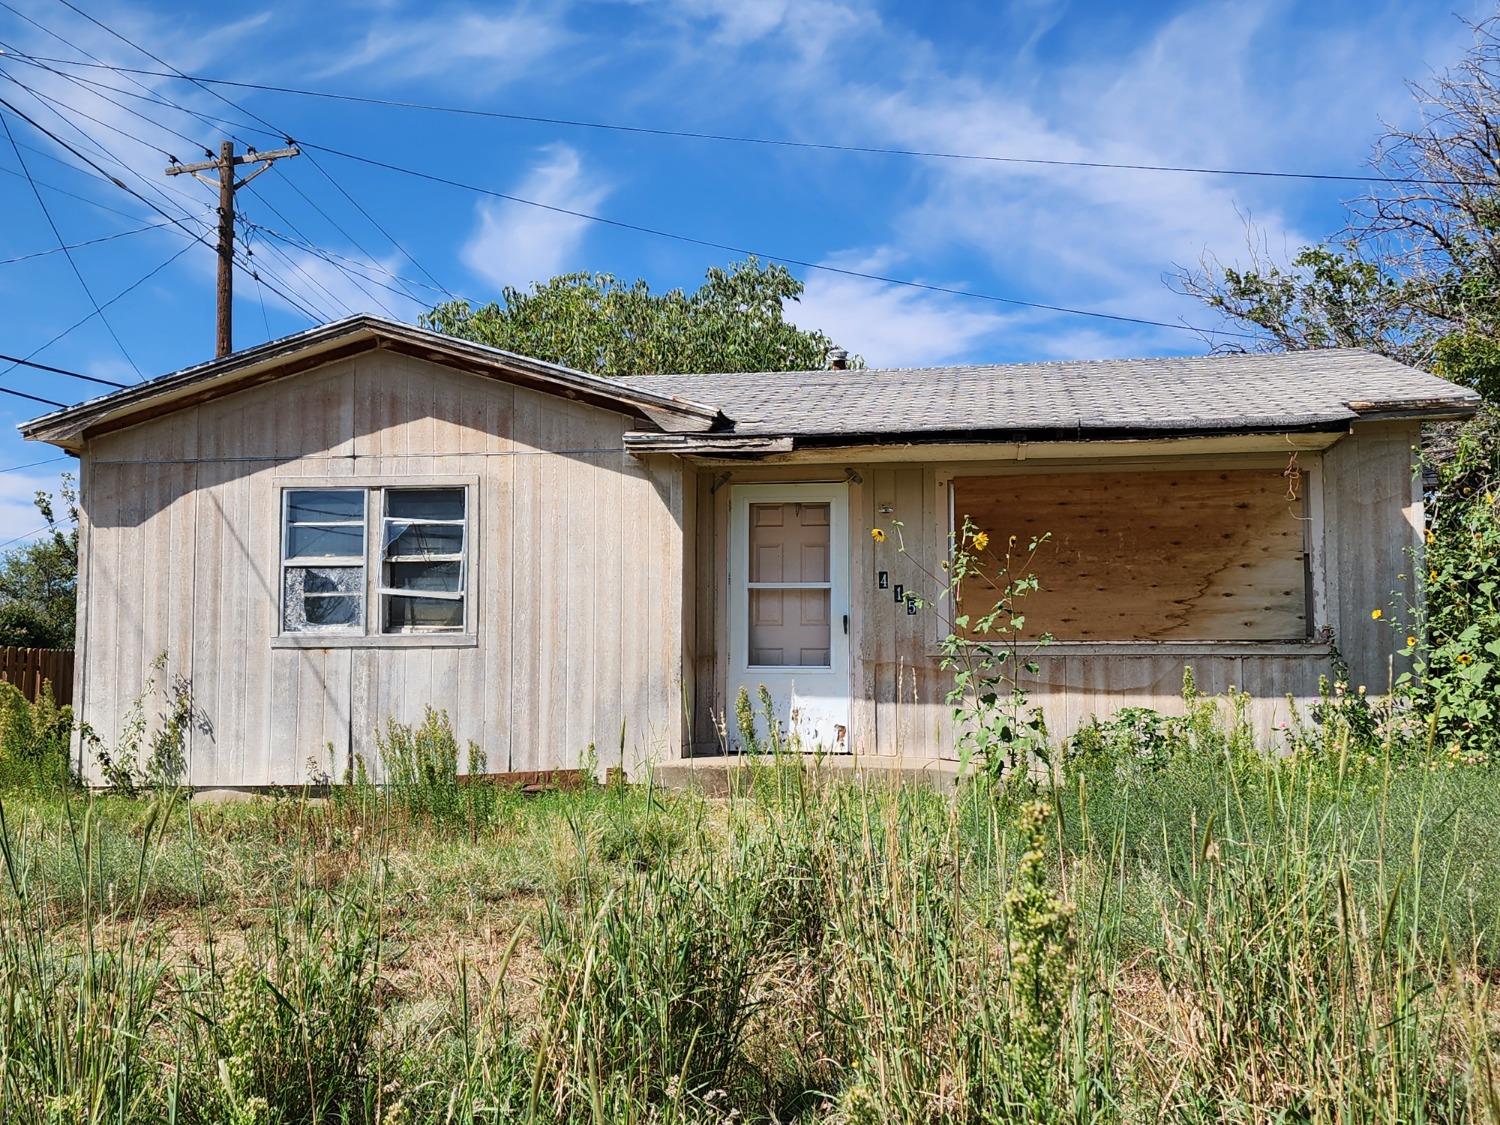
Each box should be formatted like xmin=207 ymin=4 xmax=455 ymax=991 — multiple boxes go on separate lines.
xmin=282 ymin=489 xmax=366 ymax=633
xmin=280 ymin=484 xmax=469 ymax=637
xmin=381 ymin=489 xmax=466 ymax=632
xmin=949 ymin=466 xmax=1310 ymax=643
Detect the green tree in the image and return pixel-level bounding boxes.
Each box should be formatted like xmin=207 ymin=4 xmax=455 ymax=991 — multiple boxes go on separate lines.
xmin=1179 ymin=19 xmax=1500 ymax=758
xmin=0 ymin=474 xmax=78 ymax=649
xmin=422 ymin=257 xmax=858 ymax=375
xmin=1178 ymin=18 xmax=1500 ymax=401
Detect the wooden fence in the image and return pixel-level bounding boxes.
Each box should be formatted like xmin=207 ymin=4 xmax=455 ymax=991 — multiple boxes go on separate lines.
xmin=0 ymin=647 xmax=73 ymax=706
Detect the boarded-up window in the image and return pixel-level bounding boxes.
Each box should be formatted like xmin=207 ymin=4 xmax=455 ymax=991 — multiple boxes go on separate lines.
xmin=951 ymin=467 xmax=1308 ymax=642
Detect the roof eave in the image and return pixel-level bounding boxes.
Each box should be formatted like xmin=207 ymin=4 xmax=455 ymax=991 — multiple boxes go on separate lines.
xmin=19 ymin=315 xmax=723 ymax=451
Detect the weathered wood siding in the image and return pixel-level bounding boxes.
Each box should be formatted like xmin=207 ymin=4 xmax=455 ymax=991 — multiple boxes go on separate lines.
xmin=687 ymin=423 xmax=1421 ymax=757
xmin=74 ymin=352 xmax=686 ymax=786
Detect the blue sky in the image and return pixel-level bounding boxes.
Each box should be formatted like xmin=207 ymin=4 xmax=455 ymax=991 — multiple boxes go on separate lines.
xmin=0 ymin=0 xmax=1485 ymax=541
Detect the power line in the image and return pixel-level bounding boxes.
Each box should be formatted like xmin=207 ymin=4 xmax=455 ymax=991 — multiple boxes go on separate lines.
xmin=0 ymin=48 xmax=333 ymax=344
xmin=0 ymin=58 xmax=184 ymax=161
xmin=299 ymin=148 xmax=455 ymax=301
xmin=0 ymin=352 xmax=128 ymax=387
xmin=0 ymin=38 xmax=213 ymax=159
xmin=245 ymin=219 xmax=446 ymax=303
xmin=0 ymin=513 xmax=77 ymax=553
xmin=0 ymin=19 xmax=1264 ymax=343
xmin=0 ymin=148 xmax=203 ymax=221
xmin=0 ymin=219 xmax=170 ymax=263
xmin=3 ymin=49 xmax=1484 ymax=189
xmin=26 ymin=5 xmax=454 ymax=301
xmin=0 ymin=384 xmax=67 ymax=408
xmin=0 ymin=93 xmax=323 ymax=331
xmin=0 ymin=66 xmax=218 ymax=230
xmin=0 ymin=105 xmax=143 ymax=377
xmin=0 ymin=0 xmax=261 ymax=147
xmin=304 ymin=141 xmax=1260 ymax=339
xmin=1 ymin=49 xmax=428 ymax=311
xmin=0 ymin=237 xmax=196 ymax=383
xmin=0 ymin=454 xmax=69 ymax=474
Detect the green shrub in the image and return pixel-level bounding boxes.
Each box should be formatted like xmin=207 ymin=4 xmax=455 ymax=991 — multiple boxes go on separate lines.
xmin=0 ymin=680 xmax=73 ymax=790
xmin=1064 ymin=668 xmax=1255 ymax=784
xmin=371 ymin=706 xmax=495 ymax=824
xmin=1399 ymin=413 xmax=1500 ymax=766
xmin=91 ymin=654 xmax=199 ymax=793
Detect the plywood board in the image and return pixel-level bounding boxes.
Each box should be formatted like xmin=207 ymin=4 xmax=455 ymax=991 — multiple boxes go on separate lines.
xmin=952 ymin=467 xmax=1308 ymax=641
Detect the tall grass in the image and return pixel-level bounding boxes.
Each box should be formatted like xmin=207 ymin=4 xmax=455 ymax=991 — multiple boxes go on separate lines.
xmin=2 ymin=734 xmax=1498 ymax=1122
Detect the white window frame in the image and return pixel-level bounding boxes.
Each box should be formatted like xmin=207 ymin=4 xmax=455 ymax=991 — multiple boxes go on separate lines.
xmin=280 ymin=487 xmax=368 ymax=635
xmin=273 ymin=475 xmax=479 ymax=649
xmin=378 ymin=488 xmax=469 ymax=635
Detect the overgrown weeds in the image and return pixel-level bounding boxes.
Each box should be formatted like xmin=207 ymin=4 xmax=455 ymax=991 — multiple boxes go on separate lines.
xmin=4 ymin=718 xmax=1500 ymax=1122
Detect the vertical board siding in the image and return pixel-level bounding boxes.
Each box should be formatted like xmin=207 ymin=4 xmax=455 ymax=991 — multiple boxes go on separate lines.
xmin=688 ymin=431 xmax=1417 ymax=758
xmin=76 ymin=353 xmax=684 ymax=787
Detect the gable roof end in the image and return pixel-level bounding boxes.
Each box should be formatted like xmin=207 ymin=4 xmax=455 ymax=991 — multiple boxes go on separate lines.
xmin=19 ymin=315 xmax=723 ymax=452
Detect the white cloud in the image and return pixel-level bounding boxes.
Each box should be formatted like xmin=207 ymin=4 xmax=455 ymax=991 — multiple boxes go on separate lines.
xmin=316 ymin=8 xmax=573 ymax=87
xmin=789 ymin=250 xmax=1011 ymax=367
xmin=460 ymin=144 xmax=610 ymax=292
xmin=650 ymin=0 xmax=872 ymax=62
xmin=625 ymin=0 xmax=1473 ymax=357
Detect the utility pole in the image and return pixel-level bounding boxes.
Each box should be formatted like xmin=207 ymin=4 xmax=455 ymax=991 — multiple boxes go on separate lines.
xmin=166 ymin=141 xmax=299 ymax=358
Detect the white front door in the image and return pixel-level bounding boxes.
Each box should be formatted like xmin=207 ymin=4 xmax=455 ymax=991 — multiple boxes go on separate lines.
xmin=727 ymin=483 xmax=851 ymax=753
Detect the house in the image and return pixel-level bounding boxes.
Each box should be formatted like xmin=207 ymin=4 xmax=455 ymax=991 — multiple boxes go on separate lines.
xmin=20 ymin=316 xmax=1480 ymax=788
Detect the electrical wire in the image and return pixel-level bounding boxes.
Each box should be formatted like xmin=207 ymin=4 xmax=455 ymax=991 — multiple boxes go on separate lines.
xmin=0 ymin=513 xmax=77 ymax=553
xmin=0 ymin=106 xmax=143 ymax=377
xmin=0 ymin=385 xmax=67 ymax=408
xmin=0 ymin=219 xmax=170 ymax=264
xmin=0 ymin=352 xmax=128 ymax=387
xmin=30 ymin=5 xmax=454 ymax=299
xmin=0 ymin=37 xmax=213 ymax=159
xmin=4 ymin=48 xmax=1484 ymax=189
xmin=0 ymin=0 xmax=258 ymax=147
xmin=0 ymin=237 xmax=197 ymax=382
xmin=0 ymin=454 xmax=69 ymax=474
xmin=303 ymin=140 xmax=1262 ymax=339
xmin=0 ymin=94 xmax=324 ymax=328
xmin=0 ymin=146 xmax=201 ymax=221
xmin=0 ymin=50 xmax=399 ymax=315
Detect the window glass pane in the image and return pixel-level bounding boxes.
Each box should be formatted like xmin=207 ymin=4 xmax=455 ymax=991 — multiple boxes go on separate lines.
xmin=283 ymin=567 xmax=363 ymax=632
xmin=287 ymin=489 xmax=364 ymax=523
xmin=384 ymin=522 xmax=464 ymax=557
xmin=305 ymin=595 xmax=362 ymax=627
xmin=385 ymin=595 xmax=464 ymax=630
xmin=300 ymin=566 xmax=363 ymax=595
xmin=749 ymin=502 xmax=829 ymax=583
xmin=287 ymin=523 xmax=365 ymax=560
xmin=386 ymin=488 xmax=465 ymax=521
xmin=748 ymin=588 xmax=830 ymax=667
xmin=386 ymin=560 xmax=462 ymax=592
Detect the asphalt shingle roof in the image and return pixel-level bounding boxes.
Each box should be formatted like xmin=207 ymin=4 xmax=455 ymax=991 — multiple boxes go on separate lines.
xmin=620 ymin=348 xmax=1480 ymax=439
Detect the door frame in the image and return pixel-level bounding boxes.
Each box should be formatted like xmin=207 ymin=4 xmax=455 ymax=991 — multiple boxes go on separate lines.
xmin=726 ymin=481 xmax=852 ymax=751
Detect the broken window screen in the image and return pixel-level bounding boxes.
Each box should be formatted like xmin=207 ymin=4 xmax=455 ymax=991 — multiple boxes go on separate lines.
xmin=282 ymin=489 xmax=365 ymax=632
xmin=949 ymin=467 xmax=1310 ymax=642
xmin=746 ymin=501 xmax=833 ymax=667
xmin=381 ymin=487 xmax=466 ymax=633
